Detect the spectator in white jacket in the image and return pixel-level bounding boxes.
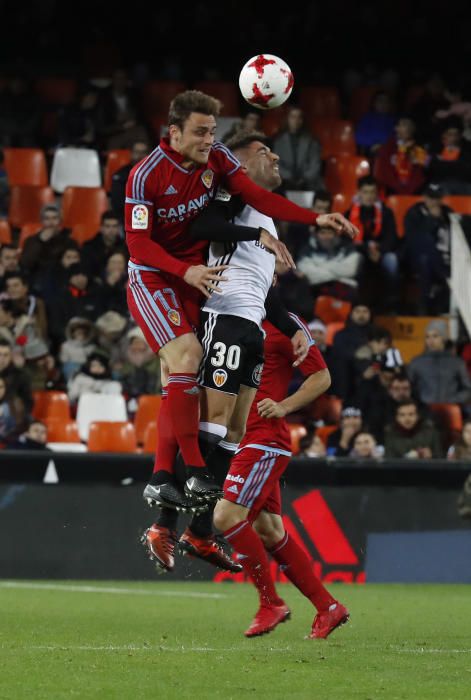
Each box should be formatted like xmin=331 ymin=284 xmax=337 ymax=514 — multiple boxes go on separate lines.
xmin=67 ymin=352 xmax=122 ymax=405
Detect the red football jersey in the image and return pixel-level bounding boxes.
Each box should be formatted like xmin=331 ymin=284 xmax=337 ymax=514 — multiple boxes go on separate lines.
xmin=241 ymin=315 xmax=327 ymax=452
xmin=125 ymin=137 xmax=240 ymax=276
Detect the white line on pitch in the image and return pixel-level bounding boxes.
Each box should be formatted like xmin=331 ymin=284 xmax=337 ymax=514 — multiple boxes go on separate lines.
xmin=0 ymin=581 xmax=227 ymax=599
xmin=18 ymin=645 xmax=292 ymax=653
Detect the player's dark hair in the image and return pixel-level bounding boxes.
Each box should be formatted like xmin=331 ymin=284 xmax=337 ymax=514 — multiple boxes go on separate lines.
xmin=168 ymin=90 xmax=221 ymax=129
xmin=224 ymin=130 xmax=269 ymax=152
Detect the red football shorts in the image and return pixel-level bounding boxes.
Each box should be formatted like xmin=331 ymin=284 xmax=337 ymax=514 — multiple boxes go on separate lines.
xmin=223 ymin=445 xmax=291 ymax=523
xmin=127 ymin=264 xmax=203 ymax=353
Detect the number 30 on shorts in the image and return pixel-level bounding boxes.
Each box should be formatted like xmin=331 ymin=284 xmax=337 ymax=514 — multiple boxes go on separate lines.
xmin=210 ymin=342 xmax=241 ymax=370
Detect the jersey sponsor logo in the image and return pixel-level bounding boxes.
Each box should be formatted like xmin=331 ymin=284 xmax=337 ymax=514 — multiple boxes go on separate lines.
xmin=156 ymin=191 xmax=214 ymax=221
xmin=164 ymin=184 xmax=178 ymax=195
xmin=213 ymin=369 xmax=228 ymax=387
xmin=167 ymin=309 xmax=181 ymax=326
xmin=131 ymin=205 xmax=149 ymax=229
xmin=214 ymin=187 xmax=231 ymax=202
xmin=226 ymin=473 xmax=245 ymax=484
xmin=227 ymin=484 xmax=239 ymax=494
xmin=252 ymin=363 xmax=264 ymax=386
xmin=201 ymin=169 xmax=214 ymax=189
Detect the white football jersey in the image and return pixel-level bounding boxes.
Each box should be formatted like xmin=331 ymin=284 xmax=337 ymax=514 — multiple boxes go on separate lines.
xmin=202 ymin=204 xmax=277 ymax=326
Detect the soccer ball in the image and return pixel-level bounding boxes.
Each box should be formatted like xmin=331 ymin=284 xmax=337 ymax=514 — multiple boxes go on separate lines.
xmin=238 ymin=54 xmax=294 ymax=110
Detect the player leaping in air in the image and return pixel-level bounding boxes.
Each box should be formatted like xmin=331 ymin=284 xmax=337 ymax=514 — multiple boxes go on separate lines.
xmin=126 ymin=90 xmax=357 ymax=509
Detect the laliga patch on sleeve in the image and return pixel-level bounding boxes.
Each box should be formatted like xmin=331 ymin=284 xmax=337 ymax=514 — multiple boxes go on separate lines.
xmin=214 ymin=187 xmax=231 ymax=203
xmin=131 ymin=204 xmax=149 ymax=229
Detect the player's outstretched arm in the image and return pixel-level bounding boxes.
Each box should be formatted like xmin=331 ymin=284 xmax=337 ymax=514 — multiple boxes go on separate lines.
xmin=257 ymin=368 xmax=331 ymax=419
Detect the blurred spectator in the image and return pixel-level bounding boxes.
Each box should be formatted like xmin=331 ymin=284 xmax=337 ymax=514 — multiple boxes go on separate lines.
xmin=284 ymin=189 xmax=333 ymax=261
xmin=374 ymin=117 xmax=428 ymax=194
xmin=59 ymin=317 xmax=97 ymax=382
xmin=47 ymin=264 xmax=104 ymax=345
xmin=36 ymin=242 xmax=81 ymax=303
xmin=0 ymin=75 xmax=40 ymax=147
xmin=3 ymin=272 xmax=48 ymax=341
xmin=61 ymin=316 xmax=97 ymax=378
xmin=408 ymin=320 xmax=471 ymax=406
xmin=117 ymin=326 xmax=161 ymax=412
xmin=9 ymin=420 xmax=49 ymax=450
xmin=299 ymin=427 xmax=327 ymax=458
xmin=307 ymin=318 xmax=332 ymax=362
xmin=20 ymin=204 xmax=72 ymax=286
xmin=94 ymin=311 xmax=129 ymax=365
xmin=447 ymin=419 xmax=471 ymax=460
xmin=82 ymin=211 xmax=127 ymax=279
xmin=384 ymin=399 xmax=442 ymax=458
xmin=349 ymin=431 xmax=383 ymax=459
xmin=330 ymin=304 xmax=373 ymax=398
xmin=350 ymin=325 xmax=394 ymax=400
xmin=411 ymin=74 xmax=449 ymax=144
xmin=23 ymin=339 xmax=63 ymax=392
xmin=67 ymin=352 xmax=122 ymax=404
xmin=0 ymin=375 xmax=20 ymax=443
xmin=100 ymin=252 xmax=130 ymax=318
xmin=0 ymin=339 xmax=33 ymax=421
xmin=0 ymin=245 xmax=20 ymax=290
xmin=355 ymin=91 xmax=396 ymax=156
xmin=273 ymin=106 xmax=323 ymax=191
xmin=297 ymin=226 xmax=362 ymax=303
xmin=326 ymin=406 xmax=363 ymax=457
xmin=0 ymin=298 xmax=44 ymax=358
xmin=345 ymin=176 xmax=399 ymax=310
xmin=0 ymin=149 xmax=9 ymax=218
xmin=428 ymin=118 xmax=471 ymax=195
xmin=98 ymin=69 xmax=149 ymax=149
xmin=56 ymin=86 xmax=101 ymax=148
xmin=402 ymin=184 xmax=453 ymax=313
xmin=222 ymin=110 xmax=262 ymax=143
xmin=110 ymin=140 xmax=150 ymax=221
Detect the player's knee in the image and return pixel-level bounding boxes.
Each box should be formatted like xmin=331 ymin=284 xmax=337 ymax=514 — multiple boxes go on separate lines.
xmin=226 ymin=426 xmax=245 ymax=444
xmin=253 ymin=516 xmax=285 ymax=549
xmin=213 ymin=499 xmax=244 ymax=532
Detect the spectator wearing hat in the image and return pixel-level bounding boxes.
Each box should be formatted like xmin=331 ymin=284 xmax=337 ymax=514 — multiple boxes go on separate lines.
xmin=330 ymin=303 xmax=373 ymax=398
xmin=20 ymin=204 xmax=72 ymax=287
xmin=307 ymin=318 xmax=334 ymax=372
xmin=22 ymin=337 xmax=63 ymax=392
xmin=67 ymin=352 xmax=122 ymax=405
xmin=82 ymin=211 xmax=128 ymax=279
xmin=326 ymin=406 xmax=363 ymax=457
xmin=402 ymin=184 xmax=454 ymax=314
xmin=59 ymin=317 xmax=97 ymax=381
xmin=94 ymin=310 xmax=129 ymax=366
xmin=408 ymin=320 xmax=471 ymax=407
xmin=384 ymin=399 xmax=442 ymax=458
xmin=47 ymin=264 xmax=104 ymax=345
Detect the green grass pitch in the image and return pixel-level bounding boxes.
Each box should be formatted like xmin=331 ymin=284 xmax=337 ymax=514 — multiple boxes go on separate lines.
xmin=0 ymin=580 xmax=470 ymax=699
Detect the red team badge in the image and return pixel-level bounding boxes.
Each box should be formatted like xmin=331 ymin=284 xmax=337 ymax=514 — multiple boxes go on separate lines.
xmin=167 ymin=309 xmax=181 ymax=326
xmin=201 ymin=169 xmax=214 ymax=189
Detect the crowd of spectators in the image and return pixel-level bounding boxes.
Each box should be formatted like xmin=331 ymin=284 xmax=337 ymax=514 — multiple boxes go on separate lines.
xmin=1 ymin=64 xmax=471 ymax=461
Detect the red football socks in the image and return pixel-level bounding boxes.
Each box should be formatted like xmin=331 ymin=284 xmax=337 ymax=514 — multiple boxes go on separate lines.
xmin=224 ymin=520 xmax=284 ymax=607
xmin=269 ymin=532 xmax=335 ymax=611
xmin=167 ymin=374 xmax=205 ymax=467
xmin=152 ymin=390 xmax=178 ymax=476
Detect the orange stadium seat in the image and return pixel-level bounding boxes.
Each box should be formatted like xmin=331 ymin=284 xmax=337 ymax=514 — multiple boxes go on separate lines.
xmin=193 ymin=81 xmax=240 ymax=116
xmin=310 ymin=119 xmax=356 ymax=158
xmin=314 ymin=296 xmax=352 ymax=324
xmin=299 ymin=86 xmax=341 ymax=119
xmin=8 ymin=185 xmax=55 ymax=229
xmin=32 ymin=391 xmax=71 ymax=421
xmin=386 ymin=195 xmax=422 ymax=237
xmin=326 ymin=321 xmax=345 ymax=345
xmin=315 ymin=424 xmax=338 ymax=446
xmin=104 ymin=149 xmax=131 ymax=192
xmin=62 ymin=186 xmax=108 ymax=233
xmin=134 ymin=395 xmax=162 ymax=445
xmin=324 ymin=155 xmax=370 ymax=200
xmin=289 ymin=423 xmax=307 ymax=455
xmin=46 ymin=419 xmax=81 ymax=443
xmin=141 ymin=80 xmax=187 ymax=117
xmin=3 ymin=148 xmax=48 ymax=186
xmin=142 ymin=422 xmax=158 ymax=454
xmin=0 ymin=221 xmax=12 ymax=245
xmin=18 ymin=223 xmax=41 ymax=249
xmin=87 ymin=421 xmax=138 ymax=453
xmin=429 ymin=403 xmax=463 ymax=442
xmin=443 ymin=196 xmax=471 ymax=215
xmin=35 ymin=78 xmax=77 ymax=105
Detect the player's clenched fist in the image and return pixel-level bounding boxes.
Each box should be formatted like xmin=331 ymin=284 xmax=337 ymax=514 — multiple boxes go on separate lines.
xmin=316 ymin=213 xmax=359 ymax=239
xmin=184 ymin=264 xmax=228 ymax=297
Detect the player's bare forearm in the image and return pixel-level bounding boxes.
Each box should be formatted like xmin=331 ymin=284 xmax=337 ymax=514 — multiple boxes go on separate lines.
xmin=279 ymin=369 xmax=331 ymax=414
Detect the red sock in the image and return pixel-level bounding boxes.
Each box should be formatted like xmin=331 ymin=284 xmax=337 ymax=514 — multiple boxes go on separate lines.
xmin=269 ymin=532 xmax=335 ymax=611
xmin=167 ymin=374 xmax=205 ymax=467
xmin=152 ymin=391 xmax=177 ymax=475
xmin=224 ymin=520 xmax=284 ymax=607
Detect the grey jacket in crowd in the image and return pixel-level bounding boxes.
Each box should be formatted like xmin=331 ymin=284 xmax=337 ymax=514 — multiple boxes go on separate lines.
xmin=297 ymin=237 xmax=362 ymax=287
xmin=273 ymin=130 xmax=323 ymax=190
xmin=407 ymin=350 xmax=471 ymax=404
